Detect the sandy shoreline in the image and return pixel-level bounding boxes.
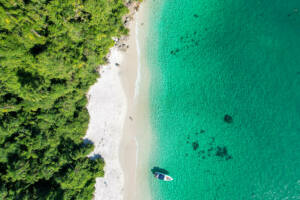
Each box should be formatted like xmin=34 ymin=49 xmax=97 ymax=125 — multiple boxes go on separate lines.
xmin=119 ymin=2 xmax=152 ymax=199
xmin=84 ymin=1 xmax=152 ymax=200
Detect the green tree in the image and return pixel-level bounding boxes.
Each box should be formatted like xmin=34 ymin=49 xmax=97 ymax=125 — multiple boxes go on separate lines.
xmin=0 ymin=0 xmax=136 ymax=199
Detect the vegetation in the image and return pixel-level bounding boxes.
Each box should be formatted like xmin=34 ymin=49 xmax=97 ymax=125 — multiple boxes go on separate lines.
xmin=0 ymin=0 xmax=132 ymax=199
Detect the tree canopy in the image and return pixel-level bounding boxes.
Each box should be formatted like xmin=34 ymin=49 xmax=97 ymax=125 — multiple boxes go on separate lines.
xmin=0 ymin=0 xmax=131 ymax=199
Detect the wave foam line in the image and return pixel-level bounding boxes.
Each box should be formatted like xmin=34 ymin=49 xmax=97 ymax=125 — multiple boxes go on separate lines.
xmin=134 ymin=18 xmax=142 ymax=101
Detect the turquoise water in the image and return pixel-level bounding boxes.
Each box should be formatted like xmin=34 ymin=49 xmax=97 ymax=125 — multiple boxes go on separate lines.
xmin=146 ymin=0 xmax=300 ymax=199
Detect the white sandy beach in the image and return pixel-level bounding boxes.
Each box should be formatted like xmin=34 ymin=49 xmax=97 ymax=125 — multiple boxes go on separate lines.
xmin=84 ymin=1 xmax=152 ymax=200
xmin=84 ymin=46 xmax=127 ymax=200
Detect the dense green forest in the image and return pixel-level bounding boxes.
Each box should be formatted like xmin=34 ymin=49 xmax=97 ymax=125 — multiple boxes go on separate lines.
xmin=0 ymin=0 xmax=133 ymax=199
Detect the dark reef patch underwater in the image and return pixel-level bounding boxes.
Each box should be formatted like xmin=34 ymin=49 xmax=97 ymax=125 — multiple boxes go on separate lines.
xmin=147 ymin=0 xmax=300 ymax=199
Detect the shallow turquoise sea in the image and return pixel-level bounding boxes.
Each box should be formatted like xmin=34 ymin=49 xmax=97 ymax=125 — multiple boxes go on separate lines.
xmin=145 ymin=0 xmax=300 ymax=199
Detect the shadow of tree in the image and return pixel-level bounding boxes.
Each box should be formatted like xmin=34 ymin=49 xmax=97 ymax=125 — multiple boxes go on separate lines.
xmin=83 ymin=138 xmax=93 ymax=145
xmin=83 ymin=139 xmax=103 ymax=160
xmin=17 ymin=69 xmax=43 ymax=88
xmin=89 ymin=154 xmax=102 ymax=160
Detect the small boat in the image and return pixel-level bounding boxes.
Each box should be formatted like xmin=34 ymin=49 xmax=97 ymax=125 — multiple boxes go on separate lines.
xmin=154 ymin=172 xmax=173 ymax=181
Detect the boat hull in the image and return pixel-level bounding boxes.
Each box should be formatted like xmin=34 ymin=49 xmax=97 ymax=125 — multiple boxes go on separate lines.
xmin=154 ymin=172 xmax=173 ymax=181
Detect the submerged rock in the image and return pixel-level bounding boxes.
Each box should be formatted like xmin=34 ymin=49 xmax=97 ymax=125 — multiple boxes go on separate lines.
xmin=216 ymin=146 xmax=228 ymax=157
xmin=208 ymin=137 xmax=215 ymax=145
xmin=192 ymin=141 xmax=199 ymax=150
xmin=226 ymin=155 xmax=233 ymax=160
xmin=224 ymin=114 xmax=233 ymax=123
xmin=207 ymin=147 xmax=214 ymax=152
xmin=170 ymin=48 xmax=180 ymax=55
xmin=216 ymin=146 xmax=232 ymax=160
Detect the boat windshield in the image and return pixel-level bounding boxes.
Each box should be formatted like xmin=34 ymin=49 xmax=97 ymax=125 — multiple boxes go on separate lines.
xmin=158 ymin=174 xmax=165 ymax=180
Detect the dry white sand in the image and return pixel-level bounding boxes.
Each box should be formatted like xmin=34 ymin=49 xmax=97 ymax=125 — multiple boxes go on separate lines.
xmin=84 ymin=47 xmax=127 ymax=200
